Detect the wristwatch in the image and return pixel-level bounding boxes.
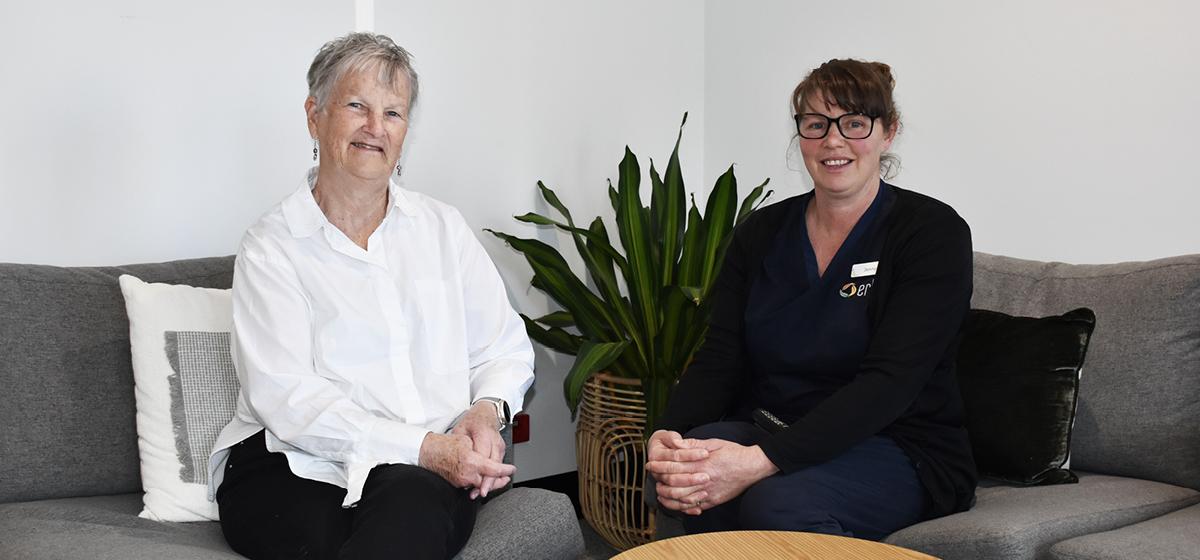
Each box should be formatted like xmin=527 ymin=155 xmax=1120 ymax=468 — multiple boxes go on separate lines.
xmin=474 ymin=397 xmax=511 ymax=429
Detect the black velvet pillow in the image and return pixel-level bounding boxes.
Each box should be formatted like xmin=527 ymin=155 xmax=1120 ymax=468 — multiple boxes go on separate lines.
xmin=956 ymin=307 xmax=1096 ymax=486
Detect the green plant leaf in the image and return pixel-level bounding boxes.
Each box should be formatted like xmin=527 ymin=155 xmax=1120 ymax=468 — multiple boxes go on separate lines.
xmin=677 ymin=197 xmax=707 ymax=287
xmin=563 ymin=340 xmax=628 ymax=416
xmin=736 ymin=179 xmax=772 ymax=225
xmin=659 ymin=117 xmax=687 ymax=287
xmin=534 ymin=310 xmax=575 ymax=328
xmin=513 ymin=212 xmax=629 ymax=274
xmin=520 ymin=314 xmax=581 ymax=355
xmin=486 ymin=230 xmax=620 ymax=340
xmin=513 ymin=212 xmax=557 ymax=226
xmin=678 ymin=286 xmax=704 ymax=304
xmin=536 ymin=180 xmax=573 ymax=223
xmin=615 ymin=147 xmax=659 ymax=355
xmin=699 ymin=166 xmax=739 ymax=289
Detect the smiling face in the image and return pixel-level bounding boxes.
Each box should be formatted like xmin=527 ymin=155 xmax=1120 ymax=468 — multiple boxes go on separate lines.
xmin=306 ymin=66 xmax=411 ymax=184
xmin=798 ymin=93 xmax=896 ymax=199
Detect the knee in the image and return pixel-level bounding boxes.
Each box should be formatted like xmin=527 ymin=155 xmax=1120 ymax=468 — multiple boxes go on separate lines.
xmin=738 ymin=484 xmax=845 ymax=535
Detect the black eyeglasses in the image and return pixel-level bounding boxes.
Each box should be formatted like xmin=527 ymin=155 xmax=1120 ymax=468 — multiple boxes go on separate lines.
xmin=794 ymin=113 xmax=877 ymax=140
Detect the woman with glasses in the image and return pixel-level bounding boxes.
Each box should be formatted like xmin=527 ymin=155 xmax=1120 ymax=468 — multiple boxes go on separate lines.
xmin=646 ymin=59 xmax=976 ymax=539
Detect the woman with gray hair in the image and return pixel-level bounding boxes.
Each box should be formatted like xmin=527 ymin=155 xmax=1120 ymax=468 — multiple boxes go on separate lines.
xmin=207 ymin=32 xmax=534 ymax=559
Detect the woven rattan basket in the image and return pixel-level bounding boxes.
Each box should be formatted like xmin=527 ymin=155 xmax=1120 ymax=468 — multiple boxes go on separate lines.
xmin=576 ymin=372 xmax=655 ymax=550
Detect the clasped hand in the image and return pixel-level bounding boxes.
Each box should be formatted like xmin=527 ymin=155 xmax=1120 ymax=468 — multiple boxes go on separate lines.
xmin=418 ymin=402 xmax=514 ymax=499
xmin=644 ymin=429 xmax=779 ymax=515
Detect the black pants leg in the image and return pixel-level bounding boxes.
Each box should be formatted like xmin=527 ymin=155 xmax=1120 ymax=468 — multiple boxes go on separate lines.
xmin=216 ymin=431 xmax=478 ymax=560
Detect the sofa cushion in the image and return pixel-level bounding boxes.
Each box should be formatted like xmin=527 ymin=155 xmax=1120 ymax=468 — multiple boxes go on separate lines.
xmin=0 ymin=488 xmax=584 ymax=560
xmin=0 ymin=257 xmax=235 ymax=504
xmin=1049 ymin=502 xmax=1200 ymax=560
xmin=970 ymin=253 xmax=1200 ymax=491
xmin=956 ymin=307 xmax=1095 ymax=486
xmin=884 ymin=472 xmax=1200 ymax=560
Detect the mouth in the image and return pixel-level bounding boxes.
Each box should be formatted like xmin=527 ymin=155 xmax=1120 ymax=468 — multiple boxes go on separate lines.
xmin=821 ymin=158 xmax=852 ymax=169
xmin=350 ymin=141 xmax=384 ymax=153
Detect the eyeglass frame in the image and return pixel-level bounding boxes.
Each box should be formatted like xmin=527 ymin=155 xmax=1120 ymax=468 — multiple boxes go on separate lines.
xmin=793 ymin=112 xmax=878 ymax=140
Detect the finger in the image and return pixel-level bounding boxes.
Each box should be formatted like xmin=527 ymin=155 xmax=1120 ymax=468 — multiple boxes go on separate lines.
xmin=656 ymin=482 xmax=708 ymax=503
xmin=667 ymin=447 xmax=709 ymax=462
xmin=477 ymin=458 xmax=517 ymax=478
xmin=469 ymin=488 xmax=480 ymax=500
xmin=646 ymin=460 xmax=706 ymax=475
xmin=648 ymin=430 xmax=681 ymax=451
xmin=479 ymin=475 xmax=495 ymax=497
xmin=493 ymin=475 xmax=511 ymax=489
xmin=657 ymin=494 xmax=706 ymax=514
xmin=658 ymin=472 xmax=710 ymax=487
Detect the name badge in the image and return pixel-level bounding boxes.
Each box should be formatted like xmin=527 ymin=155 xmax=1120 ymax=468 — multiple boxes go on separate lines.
xmin=850 ymin=261 xmax=878 ymax=278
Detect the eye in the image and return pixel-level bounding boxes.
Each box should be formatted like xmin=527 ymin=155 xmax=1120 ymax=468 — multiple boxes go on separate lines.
xmin=800 ymin=116 xmax=826 ymax=130
xmin=844 ymin=115 xmax=870 ymax=129
xmin=386 ymin=110 xmax=404 ymax=119
xmin=347 ymin=102 xmax=364 ymax=110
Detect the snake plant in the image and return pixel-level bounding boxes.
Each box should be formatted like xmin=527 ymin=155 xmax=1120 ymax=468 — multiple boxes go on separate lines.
xmin=487 ymin=114 xmax=770 ymax=434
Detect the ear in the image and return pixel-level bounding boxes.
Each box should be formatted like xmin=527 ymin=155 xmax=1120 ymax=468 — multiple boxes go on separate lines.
xmin=881 ymin=121 xmax=899 ymax=150
xmin=304 ymin=96 xmax=320 ymax=139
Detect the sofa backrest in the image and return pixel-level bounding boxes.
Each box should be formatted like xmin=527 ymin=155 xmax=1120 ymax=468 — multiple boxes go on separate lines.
xmin=971 ymin=252 xmax=1200 ymax=491
xmin=0 ymin=257 xmax=234 ymax=504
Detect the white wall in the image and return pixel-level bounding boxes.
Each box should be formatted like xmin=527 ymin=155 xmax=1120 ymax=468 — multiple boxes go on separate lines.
xmin=0 ymin=0 xmax=704 ymax=482
xmin=0 ymin=1 xmax=348 ymax=265
xmin=704 ymin=0 xmax=1200 ymax=263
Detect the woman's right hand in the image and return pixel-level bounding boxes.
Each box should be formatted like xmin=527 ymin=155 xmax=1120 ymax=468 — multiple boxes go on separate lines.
xmin=645 ymin=430 xmax=712 ymax=515
xmin=418 ymin=432 xmax=515 ymax=492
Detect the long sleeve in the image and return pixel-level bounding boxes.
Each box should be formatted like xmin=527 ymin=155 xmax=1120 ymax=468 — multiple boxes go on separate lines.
xmin=451 ymin=211 xmax=535 ymax=412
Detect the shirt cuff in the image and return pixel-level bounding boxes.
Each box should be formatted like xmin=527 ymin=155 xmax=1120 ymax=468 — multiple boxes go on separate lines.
xmin=363 ymin=418 xmax=431 ymax=467
xmin=470 ymin=360 xmax=531 ymax=415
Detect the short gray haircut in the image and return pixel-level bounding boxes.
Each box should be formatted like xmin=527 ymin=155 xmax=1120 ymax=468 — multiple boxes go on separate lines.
xmin=306 ymin=32 xmax=419 ymax=110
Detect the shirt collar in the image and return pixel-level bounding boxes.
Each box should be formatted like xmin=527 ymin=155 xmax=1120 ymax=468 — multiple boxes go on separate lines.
xmin=282 ymin=166 xmax=418 ymax=238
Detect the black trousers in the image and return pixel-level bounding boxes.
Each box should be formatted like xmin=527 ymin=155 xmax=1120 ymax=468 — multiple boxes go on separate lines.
xmin=216 ymin=431 xmax=478 ymax=560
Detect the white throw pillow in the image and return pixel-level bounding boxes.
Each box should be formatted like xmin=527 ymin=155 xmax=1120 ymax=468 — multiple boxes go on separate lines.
xmin=119 ymin=274 xmax=237 ymax=522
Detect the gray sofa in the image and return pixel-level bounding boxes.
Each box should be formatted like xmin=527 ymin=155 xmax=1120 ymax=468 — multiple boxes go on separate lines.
xmin=657 ymin=252 xmax=1200 ymax=560
xmin=883 ymin=252 xmax=1200 ymax=560
xmin=0 ymin=256 xmax=585 ymax=560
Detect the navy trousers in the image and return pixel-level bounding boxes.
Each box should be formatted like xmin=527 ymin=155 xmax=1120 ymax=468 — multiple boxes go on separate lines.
xmin=678 ymin=421 xmax=929 ymax=541
xmin=216 ymin=431 xmax=477 ymax=560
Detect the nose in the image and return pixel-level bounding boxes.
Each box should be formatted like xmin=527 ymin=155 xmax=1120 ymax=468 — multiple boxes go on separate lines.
xmin=362 ymin=110 xmax=384 ymax=136
xmin=821 ymin=127 xmax=847 ymax=148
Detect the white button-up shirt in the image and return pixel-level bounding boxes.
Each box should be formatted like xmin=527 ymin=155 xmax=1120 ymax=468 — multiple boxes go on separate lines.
xmin=208 ymin=169 xmax=534 ymax=507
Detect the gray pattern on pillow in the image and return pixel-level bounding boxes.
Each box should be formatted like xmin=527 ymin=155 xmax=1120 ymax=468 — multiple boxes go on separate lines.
xmin=164 ymin=331 xmax=239 ymax=484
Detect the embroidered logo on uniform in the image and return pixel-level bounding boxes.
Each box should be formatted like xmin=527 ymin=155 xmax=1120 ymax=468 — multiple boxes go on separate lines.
xmin=840 ymin=280 xmax=872 ymax=298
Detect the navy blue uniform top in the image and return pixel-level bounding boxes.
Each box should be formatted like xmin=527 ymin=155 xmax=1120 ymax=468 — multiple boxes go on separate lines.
xmin=659 ymin=183 xmax=977 ymax=519
xmin=742 ymin=183 xmax=894 ymax=424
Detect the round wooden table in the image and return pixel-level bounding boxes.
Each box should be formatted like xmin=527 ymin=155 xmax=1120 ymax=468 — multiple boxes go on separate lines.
xmin=611 ymin=530 xmax=937 ymax=560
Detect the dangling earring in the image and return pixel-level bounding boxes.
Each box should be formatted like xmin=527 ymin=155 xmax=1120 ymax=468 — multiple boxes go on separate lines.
xmin=396 ymin=162 xmax=402 ymax=176
xmin=312 ymin=139 xmax=319 ymax=161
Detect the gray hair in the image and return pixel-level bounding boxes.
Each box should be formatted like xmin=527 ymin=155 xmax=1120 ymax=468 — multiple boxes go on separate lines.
xmin=306 ymin=32 xmax=419 ymax=110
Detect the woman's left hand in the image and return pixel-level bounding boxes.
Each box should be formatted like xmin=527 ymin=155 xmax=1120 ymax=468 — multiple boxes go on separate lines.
xmin=451 ymin=402 xmax=508 ymax=499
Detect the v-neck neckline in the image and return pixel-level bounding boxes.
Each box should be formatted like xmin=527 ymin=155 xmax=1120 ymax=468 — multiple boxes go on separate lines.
xmin=800 ymin=182 xmax=889 ymax=284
